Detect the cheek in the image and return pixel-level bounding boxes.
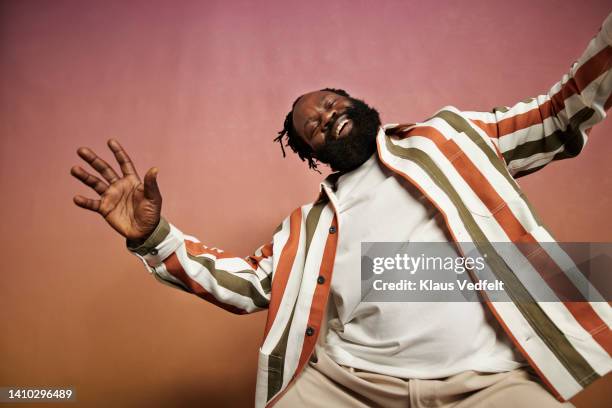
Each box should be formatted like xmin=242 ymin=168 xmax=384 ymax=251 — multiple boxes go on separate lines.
xmin=310 ymin=133 xmax=326 ymax=151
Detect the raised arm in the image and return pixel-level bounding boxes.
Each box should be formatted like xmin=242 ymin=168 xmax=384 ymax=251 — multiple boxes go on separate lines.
xmin=462 ymin=12 xmax=612 ymax=178
xmin=70 ymin=139 xmax=274 ymax=314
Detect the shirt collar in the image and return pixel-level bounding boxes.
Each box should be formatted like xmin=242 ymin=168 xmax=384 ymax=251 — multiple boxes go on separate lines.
xmin=314 ymin=124 xmax=413 ymax=204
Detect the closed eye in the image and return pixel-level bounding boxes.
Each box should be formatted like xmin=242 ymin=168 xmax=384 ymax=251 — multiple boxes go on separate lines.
xmin=324 ymin=98 xmax=336 ymax=109
xmin=307 ymin=119 xmax=320 ymax=140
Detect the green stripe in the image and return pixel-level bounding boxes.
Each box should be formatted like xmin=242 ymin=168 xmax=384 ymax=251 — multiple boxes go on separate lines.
xmin=501 ymin=107 xmax=593 ymax=163
xmin=513 ymin=164 xmax=547 ymax=178
xmin=433 ymin=110 xmax=544 ymax=226
xmin=267 ymin=306 xmax=294 ymax=400
xmin=304 ymin=201 xmax=327 ymax=255
xmin=492 ymin=105 xmax=510 ymax=113
xmin=513 ymin=132 xmax=593 ymax=179
xmin=267 ymin=199 xmax=329 ymax=400
xmin=186 ymin=254 xmax=269 ymax=309
xmin=127 ymin=217 xmax=171 ymax=256
xmin=260 ymin=275 xmax=271 ymax=293
xmin=384 ymin=136 xmax=598 ymax=387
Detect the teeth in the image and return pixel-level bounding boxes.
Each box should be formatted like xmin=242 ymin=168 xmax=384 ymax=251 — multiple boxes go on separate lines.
xmin=335 ymin=118 xmax=349 ymax=138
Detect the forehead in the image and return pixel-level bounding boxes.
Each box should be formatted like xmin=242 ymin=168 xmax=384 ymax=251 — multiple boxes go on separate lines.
xmin=292 ymin=91 xmax=336 ymax=130
xmin=294 ymin=91 xmax=335 ymax=114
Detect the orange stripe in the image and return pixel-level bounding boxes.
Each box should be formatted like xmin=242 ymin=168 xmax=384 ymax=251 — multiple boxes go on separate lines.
xmin=296 ymin=216 xmax=339 ymax=371
xmin=414 ymin=126 xmax=611 ymax=353
xmin=573 ymin=46 xmax=612 ymax=93
xmin=413 ymin=126 xmax=529 ymax=238
xmin=470 ymin=118 xmax=498 ymax=138
xmin=263 ymin=208 xmax=303 ymax=338
xmin=246 ymin=242 xmax=274 ymax=269
xmin=476 ymin=285 xmax=565 ymax=401
xmin=183 ymin=240 xmax=254 ymax=260
xmin=491 ymin=46 xmax=611 ymax=138
xmin=163 ymin=253 xmax=248 ymax=315
xmin=267 ymin=215 xmax=339 ymax=408
xmin=498 ymin=106 xmax=545 ymax=137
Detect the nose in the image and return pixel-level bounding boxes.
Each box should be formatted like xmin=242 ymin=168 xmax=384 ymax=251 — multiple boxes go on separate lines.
xmin=321 ymin=108 xmax=338 ymax=133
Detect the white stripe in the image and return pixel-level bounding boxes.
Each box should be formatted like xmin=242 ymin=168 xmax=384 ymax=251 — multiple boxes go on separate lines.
xmin=283 ymin=204 xmax=335 ymax=387
xmin=461 ymin=110 xmax=496 ymax=124
xmin=391 ymin=134 xmax=494 ymax=218
xmin=507 ymin=145 xmax=565 ymax=173
xmin=176 ymin=245 xmax=261 ymax=312
xmin=215 ymin=257 xmax=261 ymax=273
xmin=255 ymin=349 xmax=270 ymax=408
xmin=451 ymin=130 xmax=539 ymax=229
xmin=260 ymin=206 xmax=309 ymax=355
xmin=529 ymin=227 xmax=606 ymax=304
xmin=188 ymin=252 xmax=270 ymax=298
xmin=154 ymin=261 xmax=188 ymax=290
xmin=377 ymin=131 xmax=472 ymax=242
xmin=425 ymin=115 xmax=456 ymax=138
xmin=489 ymin=301 xmax=583 ymax=400
xmin=272 ymin=215 xmax=292 ymax=278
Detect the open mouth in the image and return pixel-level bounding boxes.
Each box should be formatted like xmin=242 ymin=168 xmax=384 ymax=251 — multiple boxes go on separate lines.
xmin=331 ymin=114 xmax=351 ymax=140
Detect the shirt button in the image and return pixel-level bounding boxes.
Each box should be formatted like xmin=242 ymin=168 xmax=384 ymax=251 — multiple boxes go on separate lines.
xmin=305 ymin=326 xmax=315 ymax=336
xmin=149 ymin=248 xmax=159 ymax=255
xmin=329 ymin=226 xmax=337 ymax=234
xmin=317 ymin=276 xmax=325 ymax=284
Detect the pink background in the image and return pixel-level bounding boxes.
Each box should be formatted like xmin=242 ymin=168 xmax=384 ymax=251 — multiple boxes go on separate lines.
xmin=1 ymin=0 xmax=611 ymax=406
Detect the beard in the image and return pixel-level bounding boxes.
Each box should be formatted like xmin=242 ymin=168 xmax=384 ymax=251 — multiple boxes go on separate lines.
xmin=314 ymin=97 xmax=381 ymax=173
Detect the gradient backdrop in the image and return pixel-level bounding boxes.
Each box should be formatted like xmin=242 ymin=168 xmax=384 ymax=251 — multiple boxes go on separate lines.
xmin=1 ymin=0 xmax=611 ymax=406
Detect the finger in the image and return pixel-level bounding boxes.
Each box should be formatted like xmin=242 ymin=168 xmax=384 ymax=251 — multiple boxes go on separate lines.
xmin=70 ymin=165 xmax=108 ymax=195
xmin=143 ymin=167 xmax=161 ymax=201
xmin=77 ymin=147 xmax=120 ymax=184
xmin=107 ymin=139 xmax=138 ymax=178
xmin=73 ymin=195 xmax=101 ymax=212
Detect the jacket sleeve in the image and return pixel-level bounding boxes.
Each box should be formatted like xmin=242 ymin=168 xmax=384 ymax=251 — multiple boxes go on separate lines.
xmin=462 ymin=12 xmax=612 ymax=178
xmin=127 ymin=217 xmax=276 ymax=314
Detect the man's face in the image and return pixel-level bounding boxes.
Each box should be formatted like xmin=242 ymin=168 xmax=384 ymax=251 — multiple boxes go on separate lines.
xmin=292 ymin=90 xmax=354 ymax=151
xmin=292 ymin=90 xmax=381 ymax=172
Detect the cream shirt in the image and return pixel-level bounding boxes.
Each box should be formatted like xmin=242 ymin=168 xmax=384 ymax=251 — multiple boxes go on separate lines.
xmin=322 ymin=153 xmax=525 ymax=379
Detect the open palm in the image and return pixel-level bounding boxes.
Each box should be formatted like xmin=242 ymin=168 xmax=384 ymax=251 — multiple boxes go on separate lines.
xmin=70 ymin=139 xmax=162 ymax=242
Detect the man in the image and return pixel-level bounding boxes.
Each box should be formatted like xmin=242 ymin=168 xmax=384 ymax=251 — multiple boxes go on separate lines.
xmin=71 ymin=13 xmax=612 ymax=408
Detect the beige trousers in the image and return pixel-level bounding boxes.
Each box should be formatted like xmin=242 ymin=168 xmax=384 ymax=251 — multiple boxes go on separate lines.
xmin=274 ymin=344 xmax=574 ymax=407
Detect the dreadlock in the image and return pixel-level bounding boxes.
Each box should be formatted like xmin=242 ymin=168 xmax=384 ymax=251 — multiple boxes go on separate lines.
xmin=273 ymin=88 xmax=351 ymax=171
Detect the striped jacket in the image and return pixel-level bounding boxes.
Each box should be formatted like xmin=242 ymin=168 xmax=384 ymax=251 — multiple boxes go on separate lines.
xmin=129 ymin=14 xmax=612 ymax=407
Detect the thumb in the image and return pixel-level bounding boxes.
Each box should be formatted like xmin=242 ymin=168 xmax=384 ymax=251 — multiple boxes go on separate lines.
xmin=143 ymin=167 xmax=161 ymax=201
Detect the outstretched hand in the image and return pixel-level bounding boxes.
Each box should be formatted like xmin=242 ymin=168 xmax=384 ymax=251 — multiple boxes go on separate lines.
xmin=70 ymin=139 xmax=162 ymax=242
